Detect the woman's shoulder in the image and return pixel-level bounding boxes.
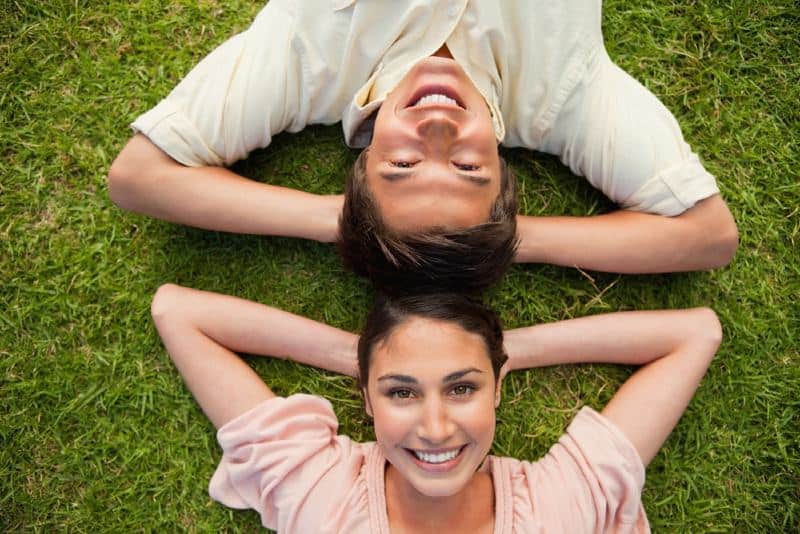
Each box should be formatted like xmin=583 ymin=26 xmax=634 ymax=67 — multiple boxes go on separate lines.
xmin=490 ymin=407 xmax=642 ymax=478
xmin=211 ymin=393 xmax=381 ymax=532
xmin=486 ymin=407 xmax=649 ymax=532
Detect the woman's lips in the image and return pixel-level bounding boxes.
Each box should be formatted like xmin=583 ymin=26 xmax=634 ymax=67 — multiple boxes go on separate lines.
xmin=406 ymin=445 xmax=468 ymax=473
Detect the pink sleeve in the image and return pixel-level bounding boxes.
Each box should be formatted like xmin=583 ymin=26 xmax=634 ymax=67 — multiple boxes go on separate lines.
xmin=209 ymin=394 xmax=366 ymax=532
xmin=514 ymin=407 xmax=649 ymax=533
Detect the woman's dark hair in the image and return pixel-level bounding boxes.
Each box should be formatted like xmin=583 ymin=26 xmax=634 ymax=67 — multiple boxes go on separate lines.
xmin=337 ymin=149 xmax=519 ymax=296
xmin=357 ymin=293 xmax=507 ymax=389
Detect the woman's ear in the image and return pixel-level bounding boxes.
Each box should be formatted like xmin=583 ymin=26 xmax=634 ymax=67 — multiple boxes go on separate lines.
xmin=363 ymin=388 xmax=374 ymax=417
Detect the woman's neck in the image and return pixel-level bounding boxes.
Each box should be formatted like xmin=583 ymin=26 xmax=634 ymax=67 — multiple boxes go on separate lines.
xmin=384 ymin=464 xmax=494 ymax=534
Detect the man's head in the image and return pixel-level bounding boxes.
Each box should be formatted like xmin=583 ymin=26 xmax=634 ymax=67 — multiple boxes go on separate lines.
xmin=338 ymin=57 xmax=518 ymax=295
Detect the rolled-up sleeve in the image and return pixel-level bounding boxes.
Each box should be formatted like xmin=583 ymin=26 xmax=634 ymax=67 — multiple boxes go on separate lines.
xmin=511 ymin=407 xmax=649 ymax=532
xmin=540 ymin=51 xmax=719 ymax=216
xmin=131 ymin=2 xmax=300 ymax=167
xmin=209 ymin=394 xmax=365 ymax=532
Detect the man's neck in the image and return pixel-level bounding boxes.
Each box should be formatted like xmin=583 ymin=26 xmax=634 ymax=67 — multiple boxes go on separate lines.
xmin=431 ymin=44 xmax=453 ymax=59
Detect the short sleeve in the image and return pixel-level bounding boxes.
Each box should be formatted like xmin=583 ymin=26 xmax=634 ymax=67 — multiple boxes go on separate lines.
xmin=510 ymin=407 xmax=649 ymax=533
xmin=209 ymin=394 xmax=368 ymax=532
xmin=540 ymin=51 xmax=719 ymax=216
xmin=131 ymin=2 xmax=301 ymax=167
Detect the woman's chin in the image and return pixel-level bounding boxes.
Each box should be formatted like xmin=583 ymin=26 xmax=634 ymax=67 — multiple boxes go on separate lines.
xmin=412 ymin=479 xmax=470 ymax=499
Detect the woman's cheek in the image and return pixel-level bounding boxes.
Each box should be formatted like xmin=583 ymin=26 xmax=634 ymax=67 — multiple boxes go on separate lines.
xmin=373 ymin=401 xmax=416 ymax=437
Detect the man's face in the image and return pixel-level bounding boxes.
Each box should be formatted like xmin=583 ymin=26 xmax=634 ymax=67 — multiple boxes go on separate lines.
xmin=367 ymin=57 xmax=501 ymax=232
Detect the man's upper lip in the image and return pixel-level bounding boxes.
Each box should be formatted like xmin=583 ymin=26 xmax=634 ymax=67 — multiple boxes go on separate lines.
xmin=406 ymin=84 xmax=465 ymax=109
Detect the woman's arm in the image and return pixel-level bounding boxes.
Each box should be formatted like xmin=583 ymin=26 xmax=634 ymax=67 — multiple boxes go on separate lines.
xmin=505 ymin=307 xmax=722 ymax=465
xmin=109 ymin=135 xmax=343 ymax=243
xmin=151 ymin=284 xmax=358 ymax=429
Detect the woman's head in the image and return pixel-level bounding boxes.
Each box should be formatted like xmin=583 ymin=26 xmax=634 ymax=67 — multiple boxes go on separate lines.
xmin=337 ymin=56 xmax=519 ymax=295
xmin=358 ymin=293 xmax=507 ymax=497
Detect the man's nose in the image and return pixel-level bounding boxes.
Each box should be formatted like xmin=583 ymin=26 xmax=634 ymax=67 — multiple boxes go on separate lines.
xmin=417 ymin=398 xmax=455 ymax=444
xmin=417 ymin=116 xmax=458 ymax=155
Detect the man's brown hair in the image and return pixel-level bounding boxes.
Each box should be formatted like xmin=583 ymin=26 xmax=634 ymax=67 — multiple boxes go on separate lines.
xmin=337 ymin=149 xmax=519 ymax=295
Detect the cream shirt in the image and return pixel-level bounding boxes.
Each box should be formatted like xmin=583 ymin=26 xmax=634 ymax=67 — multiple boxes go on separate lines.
xmin=132 ymin=0 xmax=719 ymax=215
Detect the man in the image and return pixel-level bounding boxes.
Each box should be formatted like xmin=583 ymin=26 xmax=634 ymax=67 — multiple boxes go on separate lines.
xmin=109 ymin=0 xmax=737 ymax=292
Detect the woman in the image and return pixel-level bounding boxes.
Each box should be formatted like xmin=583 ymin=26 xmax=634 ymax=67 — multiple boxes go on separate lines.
xmin=151 ymin=284 xmax=721 ymax=532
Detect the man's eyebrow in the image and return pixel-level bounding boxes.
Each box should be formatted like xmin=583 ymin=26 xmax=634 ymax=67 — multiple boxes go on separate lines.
xmin=378 ymin=171 xmax=491 ymax=186
xmin=377 ymin=368 xmax=484 ymax=384
xmin=379 ymin=171 xmax=413 ymax=182
xmin=456 ymin=173 xmax=491 ymax=186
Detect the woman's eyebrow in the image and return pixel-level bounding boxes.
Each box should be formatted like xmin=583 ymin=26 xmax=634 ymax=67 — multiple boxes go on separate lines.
xmin=377 ymin=367 xmax=484 ymax=384
xmin=443 ymin=367 xmax=483 ymax=382
xmin=377 ymin=373 xmax=417 ymax=384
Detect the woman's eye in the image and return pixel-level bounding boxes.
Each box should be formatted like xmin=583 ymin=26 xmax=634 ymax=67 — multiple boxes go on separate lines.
xmin=391 ymin=161 xmax=416 ymax=168
xmin=451 ymin=384 xmax=475 ymax=396
xmin=389 ymin=388 xmax=415 ymax=400
xmin=454 ymin=163 xmax=480 ymax=171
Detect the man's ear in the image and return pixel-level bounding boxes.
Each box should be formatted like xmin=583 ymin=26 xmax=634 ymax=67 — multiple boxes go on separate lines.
xmin=363 ymin=388 xmax=374 ymax=418
xmin=494 ymin=381 xmax=502 ymax=408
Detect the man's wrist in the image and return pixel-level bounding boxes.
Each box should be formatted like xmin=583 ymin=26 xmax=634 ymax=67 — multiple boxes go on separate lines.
xmin=319 ymin=194 xmax=343 ymax=243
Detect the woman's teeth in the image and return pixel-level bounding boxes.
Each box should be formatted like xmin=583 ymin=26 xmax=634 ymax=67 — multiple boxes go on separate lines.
xmin=413 ymin=93 xmax=460 ymax=107
xmin=413 ymin=448 xmax=461 ymax=464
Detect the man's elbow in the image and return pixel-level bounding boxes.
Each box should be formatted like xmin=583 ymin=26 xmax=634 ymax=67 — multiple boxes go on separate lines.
xmin=107 ymin=153 xmax=134 ymax=210
xmin=711 ymin=217 xmax=739 ymax=268
xmin=685 ymin=195 xmax=739 ymax=269
xmin=107 ymin=134 xmax=166 ymax=212
xmin=702 ymin=199 xmax=739 ymax=268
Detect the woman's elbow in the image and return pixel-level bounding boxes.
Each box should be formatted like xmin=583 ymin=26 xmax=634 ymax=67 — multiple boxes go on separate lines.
xmin=151 ymin=283 xmax=185 ymax=325
xmin=697 ymin=307 xmax=723 ymax=348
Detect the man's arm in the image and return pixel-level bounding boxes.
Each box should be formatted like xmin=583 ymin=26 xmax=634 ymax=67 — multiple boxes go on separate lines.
xmin=515 ymin=194 xmax=738 ymax=272
xmin=108 ymin=134 xmax=343 ymax=242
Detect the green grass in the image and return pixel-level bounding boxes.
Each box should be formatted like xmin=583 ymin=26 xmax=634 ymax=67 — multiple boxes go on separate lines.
xmin=2 ymin=0 xmax=798 ymax=531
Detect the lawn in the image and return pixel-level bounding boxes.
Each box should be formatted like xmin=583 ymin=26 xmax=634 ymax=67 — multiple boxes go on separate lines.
xmin=2 ymin=0 xmax=798 ymax=531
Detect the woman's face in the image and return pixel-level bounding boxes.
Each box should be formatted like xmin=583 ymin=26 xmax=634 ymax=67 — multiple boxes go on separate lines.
xmin=366 ymin=56 xmax=501 ymax=232
xmin=364 ymin=316 xmax=499 ymax=498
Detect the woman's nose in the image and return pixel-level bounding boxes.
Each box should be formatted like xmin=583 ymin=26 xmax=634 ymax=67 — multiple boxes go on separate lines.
xmin=417 ymin=399 xmax=455 ymax=444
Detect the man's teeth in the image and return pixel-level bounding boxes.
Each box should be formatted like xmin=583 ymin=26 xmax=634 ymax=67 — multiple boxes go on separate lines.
xmin=414 ymin=93 xmax=459 ymax=107
xmin=413 ymin=448 xmax=460 ymax=464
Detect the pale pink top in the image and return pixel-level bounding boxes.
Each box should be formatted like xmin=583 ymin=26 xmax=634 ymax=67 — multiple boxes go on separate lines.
xmin=210 ymin=394 xmax=650 ymax=533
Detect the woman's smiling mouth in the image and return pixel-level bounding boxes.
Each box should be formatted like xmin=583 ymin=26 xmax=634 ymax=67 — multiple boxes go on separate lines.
xmin=406 ymin=445 xmax=468 ymax=472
